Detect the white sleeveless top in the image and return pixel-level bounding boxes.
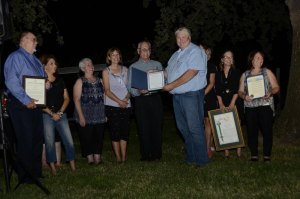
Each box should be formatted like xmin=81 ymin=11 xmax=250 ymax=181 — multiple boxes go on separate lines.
xmin=104 ymin=66 xmax=131 ymax=108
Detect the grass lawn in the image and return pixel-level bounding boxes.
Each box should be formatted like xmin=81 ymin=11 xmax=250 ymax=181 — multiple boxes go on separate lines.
xmin=0 ymin=111 xmax=300 ymax=199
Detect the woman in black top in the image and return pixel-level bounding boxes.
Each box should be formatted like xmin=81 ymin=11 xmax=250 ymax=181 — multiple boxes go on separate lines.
xmin=215 ymin=50 xmax=243 ymax=158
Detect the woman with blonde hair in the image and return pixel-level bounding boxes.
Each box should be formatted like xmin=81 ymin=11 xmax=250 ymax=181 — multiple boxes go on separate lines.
xmin=102 ymin=47 xmax=131 ymax=163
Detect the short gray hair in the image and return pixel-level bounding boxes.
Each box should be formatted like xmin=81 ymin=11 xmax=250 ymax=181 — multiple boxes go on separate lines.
xmin=175 ymin=27 xmax=191 ymax=39
xmin=78 ymin=58 xmax=92 ymax=69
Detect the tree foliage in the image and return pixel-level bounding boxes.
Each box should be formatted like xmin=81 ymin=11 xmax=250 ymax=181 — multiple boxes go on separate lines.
xmin=8 ymin=0 xmax=63 ymax=45
xmin=144 ymin=0 xmax=300 ymax=136
xmin=145 ymin=0 xmax=291 ymax=64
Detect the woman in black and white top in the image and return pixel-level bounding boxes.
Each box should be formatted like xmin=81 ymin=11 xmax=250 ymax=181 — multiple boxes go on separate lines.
xmin=238 ymin=50 xmax=279 ymax=162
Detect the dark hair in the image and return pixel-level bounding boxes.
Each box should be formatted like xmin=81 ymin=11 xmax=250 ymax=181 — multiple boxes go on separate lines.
xmin=247 ymin=50 xmax=265 ymax=69
xmin=39 ymin=53 xmax=58 ymax=76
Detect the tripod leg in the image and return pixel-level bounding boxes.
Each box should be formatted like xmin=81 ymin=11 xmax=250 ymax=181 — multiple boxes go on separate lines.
xmin=1 ymin=144 xmax=11 ymax=193
xmin=1 ymin=100 xmax=11 ymax=193
xmin=13 ymin=162 xmax=51 ymax=195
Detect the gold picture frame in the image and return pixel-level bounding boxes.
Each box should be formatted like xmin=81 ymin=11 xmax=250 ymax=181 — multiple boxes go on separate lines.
xmin=208 ymin=106 xmax=245 ymax=151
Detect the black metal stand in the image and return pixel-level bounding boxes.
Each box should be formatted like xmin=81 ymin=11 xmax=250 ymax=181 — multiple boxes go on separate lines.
xmin=0 ymin=92 xmax=10 ymax=193
xmin=0 ymin=91 xmax=50 ymax=195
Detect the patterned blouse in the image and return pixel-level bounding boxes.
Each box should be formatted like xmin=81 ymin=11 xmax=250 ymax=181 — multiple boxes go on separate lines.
xmin=243 ymin=68 xmax=275 ymax=113
xmin=74 ymin=77 xmax=106 ymax=124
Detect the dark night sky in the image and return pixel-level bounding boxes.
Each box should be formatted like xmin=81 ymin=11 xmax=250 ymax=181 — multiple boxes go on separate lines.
xmin=42 ymin=0 xmax=159 ymax=67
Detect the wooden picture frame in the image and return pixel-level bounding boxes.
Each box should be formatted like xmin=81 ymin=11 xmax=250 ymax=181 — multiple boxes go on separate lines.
xmin=208 ymin=106 xmax=245 ymax=151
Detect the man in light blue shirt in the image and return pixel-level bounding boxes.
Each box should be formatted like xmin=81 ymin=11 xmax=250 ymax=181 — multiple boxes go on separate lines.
xmin=4 ymin=31 xmax=46 ymax=184
xmin=164 ymin=27 xmax=209 ymax=167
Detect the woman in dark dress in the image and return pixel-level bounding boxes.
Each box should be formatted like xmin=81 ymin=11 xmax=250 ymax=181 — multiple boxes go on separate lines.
xmin=200 ymin=45 xmax=218 ymax=158
xmin=215 ymin=50 xmax=243 ymax=158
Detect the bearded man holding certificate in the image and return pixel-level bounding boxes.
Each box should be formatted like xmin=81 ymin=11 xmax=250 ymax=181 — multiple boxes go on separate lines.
xmin=238 ymin=50 xmax=280 ymax=162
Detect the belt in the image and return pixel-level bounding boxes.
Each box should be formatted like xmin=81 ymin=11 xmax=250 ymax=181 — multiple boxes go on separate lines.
xmin=141 ymin=91 xmax=158 ymax=96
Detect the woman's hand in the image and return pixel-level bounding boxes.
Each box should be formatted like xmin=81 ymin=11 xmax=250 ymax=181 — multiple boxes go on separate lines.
xmin=118 ymin=99 xmax=129 ymax=108
xmin=228 ymin=103 xmax=235 ymax=110
xmin=51 ymin=113 xmax=61 ymax=121
xmin=219 ymin=103 xmax=226 ymax=112
xmin=263 ymin=92 xmax=272 ymax=99
xmin=79 ymin=116 xmax=86 ymax=127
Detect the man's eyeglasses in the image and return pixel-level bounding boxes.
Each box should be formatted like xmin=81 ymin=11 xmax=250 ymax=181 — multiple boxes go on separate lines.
xmin=139 ymin=48 xmax=151 ymax=53
xmin=26 ymin=37 xmax=37 ymax=42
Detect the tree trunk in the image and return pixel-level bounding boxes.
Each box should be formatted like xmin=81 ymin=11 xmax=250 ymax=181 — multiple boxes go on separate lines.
xmin=276 ymin=0 xmax=300 ymax=137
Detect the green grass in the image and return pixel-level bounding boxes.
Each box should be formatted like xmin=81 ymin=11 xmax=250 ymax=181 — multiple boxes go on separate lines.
xmin=1 ymin=112 xmax=300 ymax=199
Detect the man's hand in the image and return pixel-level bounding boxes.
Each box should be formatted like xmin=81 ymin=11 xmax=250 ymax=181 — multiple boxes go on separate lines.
xmin=26 ymin=99 xmax=37 ymax=109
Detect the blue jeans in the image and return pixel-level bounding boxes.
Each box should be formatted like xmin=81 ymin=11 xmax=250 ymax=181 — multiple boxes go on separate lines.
xmin=43 ymin=113 xmax=75 ymax=163
xmin=173 ymin=90 xmax=209 ymax=166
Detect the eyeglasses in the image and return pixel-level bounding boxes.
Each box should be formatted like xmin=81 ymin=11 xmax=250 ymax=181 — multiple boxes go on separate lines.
xmin=139 ymin=48 xmax=151 ymax=53
xmin=26 ymin=37 xmax=37 ymax=42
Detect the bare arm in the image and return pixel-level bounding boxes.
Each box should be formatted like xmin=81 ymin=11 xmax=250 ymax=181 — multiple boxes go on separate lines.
xmin=238 ymin=73 xmax=252 ymax=101
xmin=73 ymin=78 xmax=85 ymax=126
xmin=266 ymin=69 xmax=280 ymax=97
xmin=204 ymin=73 xmax=215 ymax=95
xmin=216 ymin=95 xmax=226 ymax=111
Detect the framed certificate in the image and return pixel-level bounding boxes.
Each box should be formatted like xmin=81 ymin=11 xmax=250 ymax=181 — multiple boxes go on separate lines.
xmin=131 ymin=67 xmax=165 ymax=91
xmin=148 ymin=71 xmax=165 ymax=91
xmin=246 ymin=74 xmax=265 ymax=99
xmin=23 ymin=76 xmax=46 ymax=106
xmin=208 ymin=106 xmax=245 ymax=151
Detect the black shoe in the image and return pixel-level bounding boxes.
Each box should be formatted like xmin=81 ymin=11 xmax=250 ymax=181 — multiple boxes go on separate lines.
xmin=250 ymin=156 xmax=259 ymax=161
xmin=264 ymin=156 xmax=271 ymax=162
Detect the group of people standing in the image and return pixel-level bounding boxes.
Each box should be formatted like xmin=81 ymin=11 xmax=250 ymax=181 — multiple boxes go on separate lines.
xmin=200 ymin=34 xmax=280 ymax=162
xmin=3 ymin=27 xmax=279 ymax=184
xmin=73 ymin=41 xmax=163 ymax=165
xmin=162 ymin=27 xmax=279 ymax=166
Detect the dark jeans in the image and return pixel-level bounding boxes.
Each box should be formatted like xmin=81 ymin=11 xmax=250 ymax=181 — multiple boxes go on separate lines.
xmin=134 ymin=93 xmax=163 ymax=160
xmin=245 ymin=106 xmax=273 ymax=157
xmin=8 ymin=95 xmax=44 ymax=183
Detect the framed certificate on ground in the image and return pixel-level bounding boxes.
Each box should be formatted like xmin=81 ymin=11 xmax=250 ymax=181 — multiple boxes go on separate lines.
xmin=131 ymin=67 xmax=164 ymax=91
xmin=246 ymin=74 xmax=265 ymax=99
xmin=208 ymin=106 xmax=245 ymax=151
xmin=23 ymin=76 xmax=46 ymax=106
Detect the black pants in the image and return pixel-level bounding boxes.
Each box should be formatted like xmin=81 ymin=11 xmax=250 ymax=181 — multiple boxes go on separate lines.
xmin=77 ymin=123 xmax=105 ymax=157
xmin=134 ymin=93 xmax=163 ymax=160
xmin=245 ymin=106 xmax=273 ymax=157
xmin=8 ymin=95 xmax=43 ymax=183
